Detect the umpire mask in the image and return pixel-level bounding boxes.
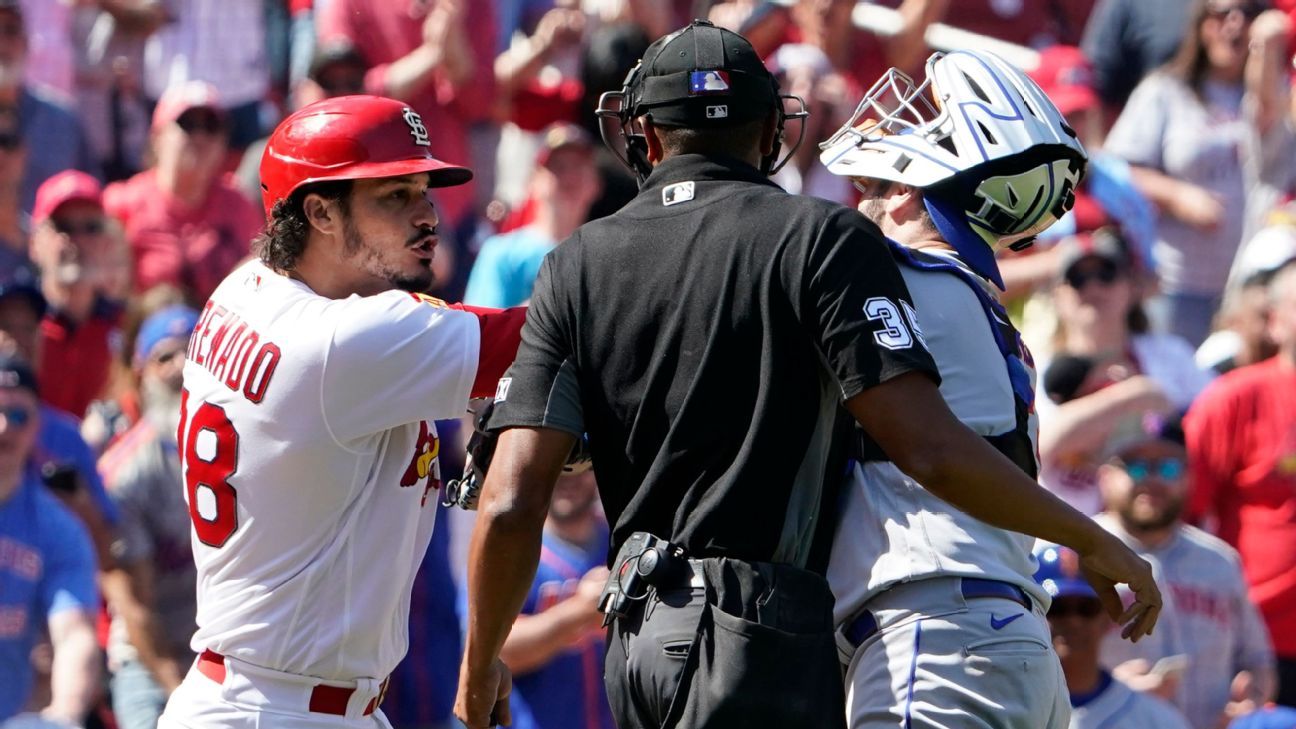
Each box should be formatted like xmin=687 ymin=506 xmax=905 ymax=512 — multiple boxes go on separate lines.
xmin=596 ymin=20 xmax=808 ymax=183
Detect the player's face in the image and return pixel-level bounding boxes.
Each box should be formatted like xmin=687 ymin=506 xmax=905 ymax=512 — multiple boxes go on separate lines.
xmin=0 ymin=386 xmax=38 ymax=480
xmin=1046 ymin=596 xmax=1107 ymax=663
xmin=340 ymin=174 xmax=441 ymax=295
xmin=1100 ymin=440 xmax=1188 ymax=533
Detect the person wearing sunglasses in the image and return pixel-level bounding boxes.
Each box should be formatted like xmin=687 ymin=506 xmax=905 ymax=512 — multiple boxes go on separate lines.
xmin=1103 ymin=0 xmax=1296 ymax=349
xmin=102 ymin=80 xmax=262 ymax=307
xmin=1034 ymin=542 xmax=1193 ymax=729
xmin=0 ymin=354 xmax=101 ymax=727
xmin=1037 ymin=228 xmax=1212 ymax=516
xmin=1094 ymin=414 xmax=1276 ymax=727
xmin=26 ymin=169 xmax=124 ymax=422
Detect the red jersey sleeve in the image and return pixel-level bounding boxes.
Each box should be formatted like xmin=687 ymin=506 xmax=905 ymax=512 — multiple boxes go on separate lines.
xmin=1184 ymin=381 xmax=1238 ymax=533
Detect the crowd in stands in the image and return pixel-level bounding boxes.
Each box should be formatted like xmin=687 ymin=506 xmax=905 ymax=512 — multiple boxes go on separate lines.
xmin=7 ymin=0 xmax=1296 ymax=727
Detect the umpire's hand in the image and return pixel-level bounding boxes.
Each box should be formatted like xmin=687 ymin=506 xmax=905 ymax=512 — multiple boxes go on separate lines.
xmin=456 ymin=657 xmax=512 ymax=728
xmin=1078 ymin=532 xmax=1162 ymax=642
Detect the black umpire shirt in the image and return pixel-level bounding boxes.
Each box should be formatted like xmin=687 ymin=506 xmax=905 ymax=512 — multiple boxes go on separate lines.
xmin=489 ymin=153 xmax=938 ymax=572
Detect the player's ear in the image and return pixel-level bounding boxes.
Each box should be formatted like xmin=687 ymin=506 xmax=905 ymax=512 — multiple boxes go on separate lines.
xmin=301 ymin=193 xmax=341 ymax=236
xmin=887 ymin=184 xmax=923 ymax=220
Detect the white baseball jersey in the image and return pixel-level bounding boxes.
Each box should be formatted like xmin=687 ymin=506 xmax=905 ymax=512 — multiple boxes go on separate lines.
xmin=1096 ymin=515 xmax=1275 ymax=729
xmin=178 ymin=260 xmax=480 ymax=682
xmin=1068 ymin=675 xmax=1191 ymax=729
xmin=828 ymin=247 xmax=1048 ymax=624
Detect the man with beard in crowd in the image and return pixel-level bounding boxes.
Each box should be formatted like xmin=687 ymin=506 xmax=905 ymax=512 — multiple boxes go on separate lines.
xmin=1095 ymin=414 xmax=1276 ymax=727
xmin=98 ymin=305 xmax=201 ymax=729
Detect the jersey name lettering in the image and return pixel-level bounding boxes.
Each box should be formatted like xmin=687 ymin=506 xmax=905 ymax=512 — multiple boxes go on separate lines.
xmin=188 ymin=301 xmax=282 ymax=404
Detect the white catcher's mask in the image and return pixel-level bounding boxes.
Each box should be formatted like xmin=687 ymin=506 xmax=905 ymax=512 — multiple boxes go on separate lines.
xmin=819 ymin=50 xmax=1087 ymax=288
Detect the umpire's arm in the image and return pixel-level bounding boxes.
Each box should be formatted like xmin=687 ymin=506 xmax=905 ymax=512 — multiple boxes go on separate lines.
xmin=457 ymin=425 xmax=576 ymax=729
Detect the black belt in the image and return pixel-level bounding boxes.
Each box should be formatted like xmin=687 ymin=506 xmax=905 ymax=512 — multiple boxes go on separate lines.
xmin=843 ymin=578 xmax=1033 ymax=649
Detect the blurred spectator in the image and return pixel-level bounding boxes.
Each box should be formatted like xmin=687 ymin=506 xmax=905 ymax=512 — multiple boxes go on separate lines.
xmin=1095 ymin=413 xmax=1276 ymax=727
xmin=97 ymin=305 xmax=198 ymax=729
xmin=18 ymin=0 xmax=74 ymax=98
xmin=1104 ymin=0 xmax=1296 ymax=347
xmin=103 ymin=81 xmax=261 ymax=307
xmin=1197 ymin=224 xmax=1296 ymax=373
xmin=80 ymin=283 xmax=188 ymax=456
xmin=1231 ymin=705 xmax=1296 ymax=727
xmin=142 ymin=0 xmax=270 ymax=150
xmin=71 ymin=1 xmax=167 ymax=182
xmin=27 ymin=171 xmax=121 ymax=421
xmin=1006 ymin=45 xmax=1156 ymax=301
xmin=1082 ymin=0 xmax=1194 ymax=110
xmin=1036 ymin=230 xmax=1211 ymax=514
xmin=879 ymin=0 xmax=1086 ymax=49
xmin=1186 ymin=261 xmax=1296 ymax=707
xmin=466 ymin=123 xmax=600 ymax=307
xmin=0 ymin=354 xmax=100 ymax=725
xmin=316 ymin=0 xmax=497 ymax=241
xmin=767 ymin=43 xmax=852 ymax=202
xmin=1033 ymin=543 xmax=1193 ymax=728
xmin=497 ymin=0 xmax=560 ymax=53
xmin=235 ymin=40 xmax=370 ymax=207
xmin=0 ymin=106 xmax=24 ymax=259
xmin=0 ymin=0 xmax=98 ymax=214
xmin=493 ymin=1 xmax=587 ymax=206
xmin=711 ymin=0 xmax=946 ymax=93
xmin=499 ymin=470 xmax=613 ymax=729
xmin=0 ymin=267 xmax=120 ymax=573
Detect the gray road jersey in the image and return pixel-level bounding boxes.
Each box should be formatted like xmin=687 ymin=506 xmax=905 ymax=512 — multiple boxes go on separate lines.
xmin=828 ymin=249 xmax=1046 ymax=623
xmin=1097 ymin=515 xmax=1275 ymax=728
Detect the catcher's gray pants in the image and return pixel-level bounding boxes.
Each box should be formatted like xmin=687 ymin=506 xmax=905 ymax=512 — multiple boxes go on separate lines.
xmin=838 ymin=577 xmax=1070 ymax=729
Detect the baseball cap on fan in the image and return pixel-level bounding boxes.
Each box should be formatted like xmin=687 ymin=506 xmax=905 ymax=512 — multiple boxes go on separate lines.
xmin=1028 ymin=46 xmax=1099 ymax=117
xmin=152 ymin=80 xmax=225 ymax=133
xmin=32 ymin=170 xmax=103 ymax=226
xmin=535 ymin=123 xmax=594 ymax=167
xmin=626 ymin=20 xmax=780 ymax=127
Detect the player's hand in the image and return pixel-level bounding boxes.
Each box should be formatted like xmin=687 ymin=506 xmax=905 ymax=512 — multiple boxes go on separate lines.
xmin=455 ymin=657 xmax=512 ymax=728
xmin=1112 ymin=658 xmax=1180 ymax=701
xmin=1078 ymin=533 xmax=1161 ymax=642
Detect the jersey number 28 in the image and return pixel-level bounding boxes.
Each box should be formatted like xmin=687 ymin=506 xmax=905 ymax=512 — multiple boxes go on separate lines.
xmin=178 ymin=389 xmax=240 ymax=547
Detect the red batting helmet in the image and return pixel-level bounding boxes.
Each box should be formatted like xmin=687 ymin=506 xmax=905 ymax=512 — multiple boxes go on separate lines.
xmin=259 ymin=95 xmax=472 ymax=216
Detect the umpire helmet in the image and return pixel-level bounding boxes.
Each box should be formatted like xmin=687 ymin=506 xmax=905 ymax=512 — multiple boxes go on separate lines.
xmin=259 ymin=95 xmax=472 ymax=217
xmin=820 ymin=50 xmax=1086 ymax=289
xmin=595 ymin=20 xmax=808 ymax=182
xmin=1032 ymin=543 xmax=1097 ymax=600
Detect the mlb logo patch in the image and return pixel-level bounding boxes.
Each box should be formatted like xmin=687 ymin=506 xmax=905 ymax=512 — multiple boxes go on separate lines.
xmin=706 ymin=105 xmax=728 ymax=119
xmin=662 ymin=181 xmax=695 ymax=206
xmin=689 ymin=70 xmax=730 ymax=95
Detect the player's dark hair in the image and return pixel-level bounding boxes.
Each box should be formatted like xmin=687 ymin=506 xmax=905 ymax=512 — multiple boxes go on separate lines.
xmin=254 ymin=180 xmax=353 ymax=272
xmin=654 ymin=118 xmax=766 ymax=161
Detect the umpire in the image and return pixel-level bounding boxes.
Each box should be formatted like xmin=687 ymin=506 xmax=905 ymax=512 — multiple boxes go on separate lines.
xmin=454 ymin=20 xmax=1157 ymax=729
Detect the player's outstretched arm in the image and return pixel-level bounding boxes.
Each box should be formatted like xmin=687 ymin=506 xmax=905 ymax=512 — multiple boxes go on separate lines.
xmin=845 ymin=371 xmax=1162 ymax=642
xmin=456 ymin=425 xmax=578 ymax=729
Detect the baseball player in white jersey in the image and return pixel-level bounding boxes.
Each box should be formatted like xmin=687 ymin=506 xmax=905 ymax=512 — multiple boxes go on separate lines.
xmin=1034 ymin=543 xmax=1192 ymax=729
xmin=1093 ymin=415 xmax=1275 ymax=727
xmin=819 ymin=50 xmax=1141 ymax=728
xmin=158 ymin=95 xmax=526 ymax=728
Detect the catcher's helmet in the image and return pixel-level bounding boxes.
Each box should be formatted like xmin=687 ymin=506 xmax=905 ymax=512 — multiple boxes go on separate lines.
xmin=820 ymin=50 xmax=1087 ymax=289
xmin=259 ymin=95 xmax=472 ymax=217
xmin=1032 ymin=543 xmax=1097 ymax=600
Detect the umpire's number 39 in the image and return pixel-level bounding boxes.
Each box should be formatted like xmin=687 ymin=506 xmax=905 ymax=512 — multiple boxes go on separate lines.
xmin=177 ymin=389 xmax=241 ymax=548
xmin=864 ymin=297 xmax=924 ymax=350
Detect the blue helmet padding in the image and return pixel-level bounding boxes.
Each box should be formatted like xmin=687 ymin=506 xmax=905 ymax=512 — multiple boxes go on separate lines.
xmin=1033 ymin=544 xmax=1098 ymax=600
xmin=923 ymin=193 xmax=1006 ymax=291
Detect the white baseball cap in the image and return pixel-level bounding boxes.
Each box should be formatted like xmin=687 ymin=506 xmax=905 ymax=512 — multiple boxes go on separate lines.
xmin=1234 ymin=225 xmax=1296 ymax=284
